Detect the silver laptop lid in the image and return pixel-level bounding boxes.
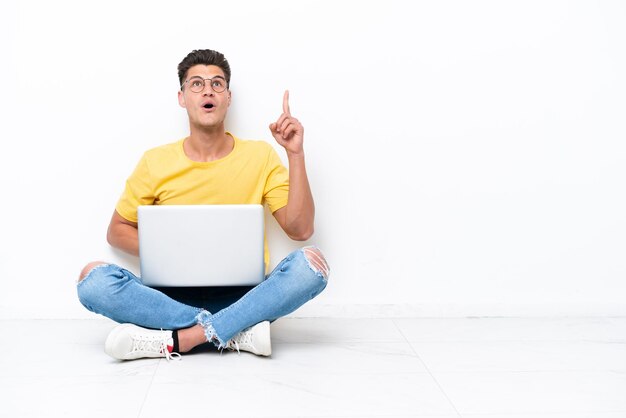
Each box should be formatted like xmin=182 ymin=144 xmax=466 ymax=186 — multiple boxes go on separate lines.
xmin=138 ymin=204 xmax=265 ymax=287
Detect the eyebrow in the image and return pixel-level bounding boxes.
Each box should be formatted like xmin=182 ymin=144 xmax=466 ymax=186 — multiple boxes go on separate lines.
xmin=188 ymin=75 xmax=226 ymax=80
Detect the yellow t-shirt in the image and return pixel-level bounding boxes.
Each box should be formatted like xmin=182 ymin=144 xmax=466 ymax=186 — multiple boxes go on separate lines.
xmin=115 ymin=133 xmax=289 ymax=271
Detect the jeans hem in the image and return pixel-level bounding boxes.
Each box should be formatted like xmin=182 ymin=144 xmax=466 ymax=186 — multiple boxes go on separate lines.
xmin=196 ymin=310 xmax=226 ymax=348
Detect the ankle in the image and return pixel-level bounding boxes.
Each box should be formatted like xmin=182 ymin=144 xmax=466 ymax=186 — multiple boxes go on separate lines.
xmin=177 ymin=324 xmax=208 ymax=352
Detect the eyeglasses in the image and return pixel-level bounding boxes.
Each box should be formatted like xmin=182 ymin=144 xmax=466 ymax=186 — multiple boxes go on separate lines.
xmin=182 ymin=76 xmax=228 ymax=93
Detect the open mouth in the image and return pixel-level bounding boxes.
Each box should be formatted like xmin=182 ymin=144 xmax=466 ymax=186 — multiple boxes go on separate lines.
xmin=203 ymin=103 xmax=214 ymax=109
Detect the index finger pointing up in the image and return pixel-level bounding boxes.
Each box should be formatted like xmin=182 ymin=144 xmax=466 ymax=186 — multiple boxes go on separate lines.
xmin=283 ymin=90 xmax=290 ymax=115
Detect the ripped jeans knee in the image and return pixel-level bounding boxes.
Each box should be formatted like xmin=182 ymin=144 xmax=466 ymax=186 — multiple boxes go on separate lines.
xmin=302 ymin=246 xmax=330 ymax=279
xmin=78 ymin=261 xmax=109 ymax=282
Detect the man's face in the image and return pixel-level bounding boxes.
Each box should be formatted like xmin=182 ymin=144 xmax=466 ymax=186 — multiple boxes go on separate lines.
xmin=178 ymin=64 xmax=231 ymax=130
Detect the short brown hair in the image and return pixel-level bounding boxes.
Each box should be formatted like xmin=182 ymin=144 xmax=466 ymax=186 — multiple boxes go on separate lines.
xmin=177 ymin=49 xmax=231 ymax=89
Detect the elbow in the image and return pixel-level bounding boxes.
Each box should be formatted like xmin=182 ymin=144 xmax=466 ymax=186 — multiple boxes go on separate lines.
xmin=106 ymin=223 xmax=122 ymax=248
xmin=106 ymin=226 xmax=115 ymax=247
xmin=289 ymin=226 xmax=314 ymax=241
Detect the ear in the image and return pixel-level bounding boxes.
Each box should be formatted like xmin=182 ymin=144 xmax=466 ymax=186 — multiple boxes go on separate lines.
xmin=178 ymin=90 xmax=186 ymax=108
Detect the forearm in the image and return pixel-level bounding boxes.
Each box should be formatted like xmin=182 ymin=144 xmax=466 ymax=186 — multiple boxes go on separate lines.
xmin=106 ymin=223 xmax=140 ymax=256
xmin=269 ymin=90 xmax=315 ymax=240
xmin=283 ymin=151 xmax=315 ymax=240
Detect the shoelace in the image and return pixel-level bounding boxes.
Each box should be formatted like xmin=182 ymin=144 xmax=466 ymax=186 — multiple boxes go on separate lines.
xmin=130 ymin=332 xmax=181 ymax=361
xmin=227 ymin=330 xmax=255 ymax=354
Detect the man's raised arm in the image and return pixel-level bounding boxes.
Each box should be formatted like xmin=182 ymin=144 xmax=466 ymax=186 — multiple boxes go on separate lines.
xmin=269 ymin=90 xmax=315 ymax=241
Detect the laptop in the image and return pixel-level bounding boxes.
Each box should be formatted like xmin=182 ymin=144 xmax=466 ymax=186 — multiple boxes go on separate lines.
xmin=137 ymin=204 xmax=265 ymax=287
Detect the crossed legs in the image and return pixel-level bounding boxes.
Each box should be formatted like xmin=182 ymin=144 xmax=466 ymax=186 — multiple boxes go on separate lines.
xmin=77 ymin=246 xmax=329 ymax=356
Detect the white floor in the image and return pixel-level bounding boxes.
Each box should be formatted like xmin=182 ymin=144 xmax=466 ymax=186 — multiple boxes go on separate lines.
xmin=2 ymin=317 xmax=626 ymax=417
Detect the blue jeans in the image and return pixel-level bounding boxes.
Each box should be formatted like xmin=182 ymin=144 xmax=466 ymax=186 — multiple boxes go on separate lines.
xmin=77 ymin=247 xmax=328 ymax=347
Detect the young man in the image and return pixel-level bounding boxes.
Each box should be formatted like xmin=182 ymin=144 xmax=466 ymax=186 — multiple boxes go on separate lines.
xmin=76 ymin=49 xmax=329 ymax=360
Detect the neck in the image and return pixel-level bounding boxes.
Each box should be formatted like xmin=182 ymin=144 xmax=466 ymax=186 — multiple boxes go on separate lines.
xmin=184 ymin=124 xmax=233 ymax=162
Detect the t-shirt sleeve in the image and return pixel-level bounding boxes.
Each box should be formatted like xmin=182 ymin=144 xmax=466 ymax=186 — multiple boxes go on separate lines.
xmin=115 ymin=154 xmax=155 ymax=223
xmin=263 ymin=146 xmax=289 ymax=213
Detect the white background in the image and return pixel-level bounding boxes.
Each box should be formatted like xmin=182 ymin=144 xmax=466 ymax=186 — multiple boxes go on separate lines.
xmin=1 ymin=0 xmax=624 ymax=319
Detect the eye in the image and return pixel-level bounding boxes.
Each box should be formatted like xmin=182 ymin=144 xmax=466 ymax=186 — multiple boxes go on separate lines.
xmin=212 ymin=79 xmax=224 ymax=88
xmin=191 ymin=79 xmax=203 ymax=88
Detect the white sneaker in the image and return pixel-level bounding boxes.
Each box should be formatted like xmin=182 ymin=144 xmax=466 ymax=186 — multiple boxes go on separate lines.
xmin=104 ymin=323 xmax=181 ymax=361
xmin=226 ymin=321 xmax=271 ymax=356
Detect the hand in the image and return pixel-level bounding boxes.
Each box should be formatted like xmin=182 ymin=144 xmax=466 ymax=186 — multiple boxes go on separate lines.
xmin=269 ymin=90 xmax=304 ymax=155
